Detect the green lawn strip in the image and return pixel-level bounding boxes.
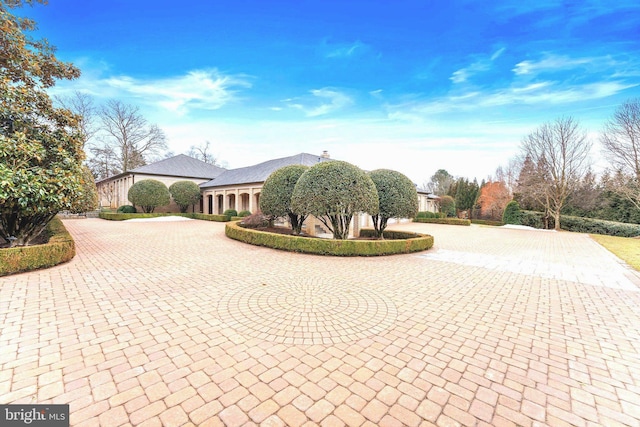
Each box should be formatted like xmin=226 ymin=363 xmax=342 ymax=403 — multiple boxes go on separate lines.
xmin=590 ymin=234 xmax=640 ymax=272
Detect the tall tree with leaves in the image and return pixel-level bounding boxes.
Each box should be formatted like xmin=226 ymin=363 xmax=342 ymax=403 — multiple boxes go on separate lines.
xmin=0 ymin=0 xmax=85 ymax=247
xmin=427 ymin=169 xmax=455 ymax=196
xmin=454 ymin=178 xmax=479 ymax=219
xmin=95 ymin=100 xmax=167 ymax=174
xmin=520 ymin=117 xmax=591 ymax=230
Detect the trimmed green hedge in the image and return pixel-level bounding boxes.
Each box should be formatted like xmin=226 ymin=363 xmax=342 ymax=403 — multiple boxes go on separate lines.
xmin=225 ymin=221 xmax=434 ymax=256
xmin=99 ymin=212 xmax=230 ymax=222
xmin=0 ymin=217 xmax=75 ymax=276
xmin=521 ymin=211 xmax=640 ymax=237
xmin=416 ymin=211 xmax=445 ymax=219
xmin=413 ymin=218 xmax=471 ymax=226
xmin=471 ymin=219 xmax=504 ymax=226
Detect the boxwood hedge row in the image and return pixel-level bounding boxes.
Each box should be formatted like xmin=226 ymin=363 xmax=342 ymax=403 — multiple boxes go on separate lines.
xmin=225 ymin=221 xmax=434 ymax=256
xmin=521 ymin=211 xmax=640 ymax=237
xmin=413 ymin=218 xmax=471 ymax=226
xmin=99 ymin=212 xmax=231 ymax=222
xmin=0 ymin=217 xmax=75 ymax=276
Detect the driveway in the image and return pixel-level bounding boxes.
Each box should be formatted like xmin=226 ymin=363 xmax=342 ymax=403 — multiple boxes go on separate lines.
xmin=1 ymin=218 xmax=639 ymax=426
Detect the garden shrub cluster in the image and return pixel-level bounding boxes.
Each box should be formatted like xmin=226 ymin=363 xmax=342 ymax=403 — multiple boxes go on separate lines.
xmin=238 ymin=210 xmax=252 ymax=217
xmin=520 ymin=210 xmax=640 ymax=237
xmin=226 ymin=221 xmax=433 ymax=256
xmin=0 ymin=217 xmax=75 ymax=276
xmin=223 ymin=209 xmax=238 ymax=217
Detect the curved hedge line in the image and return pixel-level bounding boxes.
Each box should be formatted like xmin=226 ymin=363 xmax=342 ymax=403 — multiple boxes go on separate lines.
xmin=413 ymin=218 xmax=471 ymax=226
xmin=0 ymin=217 xmax=75 ymax=276
xmin=99 ymin=212 xmax=230 ymax=222
xmin=225 ymin=221 xmax=434 ymax=256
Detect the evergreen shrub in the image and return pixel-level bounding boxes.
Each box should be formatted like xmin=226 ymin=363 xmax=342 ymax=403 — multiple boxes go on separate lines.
xmin=117 ymin=205 xmax=137 ymax=213
xmin=502 ymin=200 xmax=522 ymax=225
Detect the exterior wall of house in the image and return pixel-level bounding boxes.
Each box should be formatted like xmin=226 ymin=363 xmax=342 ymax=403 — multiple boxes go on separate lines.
xmin=417 ymin=193 xmax=439 ymax=213
xmin=97 ymin=174 xmax=210 ymax=212
xmin=201 ymin=184 xmax=263 ymax=215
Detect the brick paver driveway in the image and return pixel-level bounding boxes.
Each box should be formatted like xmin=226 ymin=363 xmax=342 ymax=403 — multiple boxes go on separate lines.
xmin=1 ymin=218 xmax=640 ymax=426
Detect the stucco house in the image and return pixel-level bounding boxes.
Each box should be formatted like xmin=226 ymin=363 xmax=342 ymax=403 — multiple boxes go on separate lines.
xmin=199 ymin=152 xmax=332 ymax=215
xmin=96 ymin=151 xmax=439 ymax=233
xmin=95 ymin=154 xmax=225 ymax=211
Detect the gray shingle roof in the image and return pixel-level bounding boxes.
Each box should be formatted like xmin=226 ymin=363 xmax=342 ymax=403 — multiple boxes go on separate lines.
xmin=200 ymin=153 xmax=331 ymax=188
xmin=130 ymin=154 xmax=226 ymax=179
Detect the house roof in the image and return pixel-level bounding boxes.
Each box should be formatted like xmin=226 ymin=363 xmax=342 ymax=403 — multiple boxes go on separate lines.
xmin=200 ymin=153 xmax=331 ymax=188
xmin=130 ymin=154 xmax=226 ymax=179
xmin=97 ymin=154 xmax=226 ymax=183
xmin=416 ymin=187 xmax=440 ymax=199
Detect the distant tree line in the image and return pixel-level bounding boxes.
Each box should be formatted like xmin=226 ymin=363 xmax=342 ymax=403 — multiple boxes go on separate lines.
xmin=425 ymin=102 xmax=640 ymax=229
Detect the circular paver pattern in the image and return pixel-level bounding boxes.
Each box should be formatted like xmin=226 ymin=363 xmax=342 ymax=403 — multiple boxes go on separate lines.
xmin=217 ymin=279 xmax=398 ymax=344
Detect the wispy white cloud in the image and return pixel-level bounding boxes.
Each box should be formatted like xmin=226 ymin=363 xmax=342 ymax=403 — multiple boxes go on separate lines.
xmin=51 ymin=68 xmax=252 ymax=115
xmin=450 ymin=47 xmax=506 ymax=84
xmin=324 ymin=40 xmax=370 ymax=59
xmin=490 ymin=47 xmax=507 ymax=61
xmin=103 ymin=70 xmax=251 ymax=114
xmin=390 ymin=80 xmax=636 ymax=115
xmin=512 ymin=54 xmax=595 ymax=76
xmin=286 ymin=88 xmax=353 ymax=117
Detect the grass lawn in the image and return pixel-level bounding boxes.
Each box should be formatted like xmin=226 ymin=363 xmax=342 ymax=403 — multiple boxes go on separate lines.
xmin=590 ymin=234 xmax=640 ymax=272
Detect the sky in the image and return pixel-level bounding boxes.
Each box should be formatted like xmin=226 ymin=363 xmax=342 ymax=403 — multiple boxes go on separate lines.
xmin=21 ymin=0 xmax=640 ymax=185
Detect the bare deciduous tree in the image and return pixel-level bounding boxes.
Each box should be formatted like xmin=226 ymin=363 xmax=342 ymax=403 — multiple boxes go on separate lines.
xmin=520 ymin=116 xmax=591 ymax=230
xmin=55 ymin=91 xmax=97 ymax=147
xmin=187 ymin=140 xmax=225 ymax=167
xmin=97 ymin=100 xmax=167 ymax=173
xmin=601 ymin=99 xmax=640 ymax=208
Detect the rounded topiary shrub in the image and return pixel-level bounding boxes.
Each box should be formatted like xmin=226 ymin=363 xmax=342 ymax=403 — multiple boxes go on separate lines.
xmin=368 ymin=169 xmax=419 ymax=238
xmin=503 ymin=200 xmax=522 ymax=225
xmin=439 ymin=195 xmax=456 ymax=217
xmin=223 ymin=209 xmax=238 ymax=217
xmin=169 ymin=180 xmax=201 ymax=213
xmin=128 ymin=179 xmax=170 ymax=213
xmin=291 ymin=161 xmax=378 ymax=240
xmin=117 ymin=205 xmax=137 ymax=213
xmin=260 ymin=164 xmax=310 ymax=235
xmin=238 ymin=210 xmax=252 ymax=217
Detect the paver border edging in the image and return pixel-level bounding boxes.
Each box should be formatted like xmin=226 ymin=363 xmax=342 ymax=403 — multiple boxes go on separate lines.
xmin=0 ymin=217 xmax=75 ymax=276
xmin=225 ymin=220 xmax=434 ymax=256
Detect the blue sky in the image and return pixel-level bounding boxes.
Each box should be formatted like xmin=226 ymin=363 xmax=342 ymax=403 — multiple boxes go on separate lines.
xmin=24 ymin=0 xmax=640 ymax=184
